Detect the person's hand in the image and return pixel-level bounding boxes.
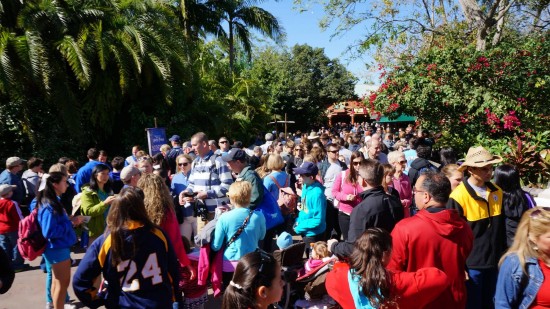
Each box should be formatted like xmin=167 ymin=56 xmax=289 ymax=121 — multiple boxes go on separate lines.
xmin=71 ymin=215 xmax=85 ymax=227
xmin=347 ymin=194 xmax=355 ymax=201
xmin=195 ymin=191 xmax=208 ymax=200
xmin=327 ymin=239 xmax=338 ymax=253
xmin=179 ymin=192 xmax=195 ymax=205
xmin=104 ymin=196 xmax=116 ymax=205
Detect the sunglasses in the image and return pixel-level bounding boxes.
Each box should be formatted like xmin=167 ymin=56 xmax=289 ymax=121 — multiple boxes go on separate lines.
xmin=219 ymin=141 xmax=228 ymax=144
xmin=277 ymin=144 xmax=283 ymax=147
xmin=399 ymin=160 xmax=407 ymax=164
xmin=530 ymin=207 xmax=550 ymax=219
xmin=178 ymin=162 xmax=189 ymax=167
xmin=352 ymin=161 xmax=361 ymax=165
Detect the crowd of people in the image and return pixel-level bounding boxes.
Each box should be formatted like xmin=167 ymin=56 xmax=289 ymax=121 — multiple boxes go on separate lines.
xmin=0 ymin=122 xmax=548 ymax=309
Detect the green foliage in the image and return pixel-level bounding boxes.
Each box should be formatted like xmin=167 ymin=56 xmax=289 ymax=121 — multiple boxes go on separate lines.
xmin=372 ymin=32 xmax=550 ymax=184
xmin=249 ymin=44 xmax=357 ymax=130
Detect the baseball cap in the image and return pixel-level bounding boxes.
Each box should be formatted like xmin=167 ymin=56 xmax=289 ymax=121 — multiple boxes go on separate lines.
xmin=0 ymin=184 xmax=16 ymax=196
xmin=121 ymin=166 xmax=141 ymax=182
xmin=293 ymin=161 xmax=319 ymax=175
xmin=168 ymin=135 xmax=181 ymax=142
xmin=222 ymin=148 xmax=247 ymax=162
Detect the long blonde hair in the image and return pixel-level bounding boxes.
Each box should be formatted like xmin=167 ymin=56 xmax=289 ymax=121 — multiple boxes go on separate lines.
xmin=137 ymin=173 xmax=174 ymax=226
xmin=499 ymin=207 xmax=550 ymax=274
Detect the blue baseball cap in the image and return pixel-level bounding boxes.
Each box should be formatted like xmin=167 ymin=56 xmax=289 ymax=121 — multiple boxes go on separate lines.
xmin=293 ymin=161 xmax=318 ymax=175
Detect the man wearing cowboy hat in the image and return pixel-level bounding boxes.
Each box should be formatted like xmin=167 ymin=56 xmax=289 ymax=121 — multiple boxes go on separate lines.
xmin=447 ymin=146 xmax=505 ymax=309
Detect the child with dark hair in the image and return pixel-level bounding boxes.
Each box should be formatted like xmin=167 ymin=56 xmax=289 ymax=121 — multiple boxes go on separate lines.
xmin=494 ymin=164 xmax=536 ymax=246
xmin=326 ymin=228 xmax=450 ymax=309
xmin=222 ymin=250 xmax=284 ymax=309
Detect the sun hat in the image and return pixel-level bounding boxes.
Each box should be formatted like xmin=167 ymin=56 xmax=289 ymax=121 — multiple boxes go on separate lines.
xmin=307 ymin=131 xmax=320 ymax=140
xmin=457 ymin=146 xmax=503 ymax=172
xmin=276 ymin=232 xmax=293 ymax=250
xmin=0 ymin=184 xmax=17 ymax=196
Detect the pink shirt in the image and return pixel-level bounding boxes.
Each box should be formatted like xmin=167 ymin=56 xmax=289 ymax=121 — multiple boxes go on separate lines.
xmin=331 ymin=170 xmax=364 ymax=215
xmin=161 ymin=208 xmax=190 ymax=267
xmin=391 ymin=173 xmax=412 ymax=217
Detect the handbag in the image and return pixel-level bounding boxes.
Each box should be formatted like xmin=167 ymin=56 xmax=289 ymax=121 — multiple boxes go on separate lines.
xmin=255 ymin=185 xmax=284 ymax=230
xmin=269 ymin=175 xmax=298 ymax=216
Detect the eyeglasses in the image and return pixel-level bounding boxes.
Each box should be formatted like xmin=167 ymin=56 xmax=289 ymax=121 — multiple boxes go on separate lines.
xmin=294 ymin=148 xmax=302 ymax=151
xmin=413 ymin=187 xmax=427 ymax=194
xmin=219 ymin=141 xmax=228 ymax=144
xmin=530 ymin=207 xmax=550 ymax=219
xmin=178 ymin=162 xmax=189 ymax=167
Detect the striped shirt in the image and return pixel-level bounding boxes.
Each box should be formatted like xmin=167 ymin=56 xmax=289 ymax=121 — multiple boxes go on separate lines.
xmin=187 ymin=151 xmax=233 ymax=211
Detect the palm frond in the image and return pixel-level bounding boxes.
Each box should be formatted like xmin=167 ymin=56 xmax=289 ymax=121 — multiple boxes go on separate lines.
xmin=57 ymin=35 xmax=91 ymax=87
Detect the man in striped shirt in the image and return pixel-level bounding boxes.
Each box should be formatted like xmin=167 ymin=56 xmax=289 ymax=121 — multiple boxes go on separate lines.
xmin=179 ymin=132 xmax=233 ymax=233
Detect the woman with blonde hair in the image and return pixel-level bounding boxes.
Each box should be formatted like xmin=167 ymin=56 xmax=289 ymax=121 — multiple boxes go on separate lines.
xmin=263 ymin=154 xmax=289 ymax=201
xmin=387 ymin=151 xmax=412 ymax=217
xmin=441 ymin=164 xmax=463 ymax=191
xmin=171 ymin=154 xmax=195 ymax=241
xmin=137 ymin=173 xmax=193 ymax=278
xmin=495 ymin=207 xmax=550 ymax=308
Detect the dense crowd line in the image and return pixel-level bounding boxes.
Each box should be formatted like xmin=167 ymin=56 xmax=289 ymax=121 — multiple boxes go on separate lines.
xmin=0 ymin=122 xmax=548 ymax=309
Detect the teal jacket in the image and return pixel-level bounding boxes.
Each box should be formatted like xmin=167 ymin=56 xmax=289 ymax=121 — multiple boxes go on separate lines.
xmin=295 ymin=181 xmax=326 ymax=237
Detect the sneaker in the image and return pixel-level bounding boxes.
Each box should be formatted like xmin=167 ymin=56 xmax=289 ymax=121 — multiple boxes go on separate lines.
xmin=45 ymin=302 xmax=53 ymax=309
xmin=64 ymin=304 xmax=77 ymax=309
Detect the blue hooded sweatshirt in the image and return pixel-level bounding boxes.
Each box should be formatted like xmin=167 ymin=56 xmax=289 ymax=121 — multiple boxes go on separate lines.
xmin=295 ymin=181 xmax=326 ymax=237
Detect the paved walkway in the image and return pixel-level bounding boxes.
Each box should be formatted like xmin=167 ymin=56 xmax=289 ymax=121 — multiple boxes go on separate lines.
xmin=1 ymin=251 xmax=222 ymax=309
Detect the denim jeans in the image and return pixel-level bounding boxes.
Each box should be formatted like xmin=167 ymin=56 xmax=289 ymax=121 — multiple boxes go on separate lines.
xmin=0 ymin=231 xmax=24 ymax=269
xmin=467 ymin=267 xmax=498 ymax=309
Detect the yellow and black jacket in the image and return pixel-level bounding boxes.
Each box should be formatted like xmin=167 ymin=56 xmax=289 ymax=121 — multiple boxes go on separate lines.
xmin=447 ymin=177 xmax=506 ymax=269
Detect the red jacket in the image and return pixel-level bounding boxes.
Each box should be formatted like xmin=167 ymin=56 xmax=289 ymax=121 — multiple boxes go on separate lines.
xmin=0 ymin=198 xmax=20 ymax=233
xmin=326 ymin=262 xmax=450 ymax=309
xmin=388 ymin=208 xmax=473 ymax=309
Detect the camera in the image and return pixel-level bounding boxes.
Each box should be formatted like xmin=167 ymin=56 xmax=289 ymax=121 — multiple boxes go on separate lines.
xmin=194 ymin=201 xmax=209 ymax=222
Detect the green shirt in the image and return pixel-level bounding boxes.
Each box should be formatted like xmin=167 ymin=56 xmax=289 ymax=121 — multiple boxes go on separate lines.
xmin=236 ymin=166 xmax=264 ymax=209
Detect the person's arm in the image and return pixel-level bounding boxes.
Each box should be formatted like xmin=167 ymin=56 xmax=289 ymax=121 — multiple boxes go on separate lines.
xmin=393 ymin=267 xmax=450 ymax=308
xmin=210 ymin=158 xmax=233 ymax=198
xmin=331 ymin=172 xmax=346 ymax=202
xmin=387 ymin=224 xmax=408 ymax=271
xmin=80 ymin=191 xmax=108 ymax=217
xmin=494 ymin=255 xmax=522 ymax=309
xmin=39 ymin=207 xmax=72 ymax=240
xmin=72 ymin=237 xmax=105 ymax=308
xmin=247 ymin=173 xmax=264 ymax=209
xmin=162 ymin=209 xmax=190 ymax=267
xmin=210 ymin=217 xmax=225 ymax=252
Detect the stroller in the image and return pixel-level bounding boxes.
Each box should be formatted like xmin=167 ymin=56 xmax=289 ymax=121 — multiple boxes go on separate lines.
xmin=276 ymin=242 xmax=336 ymax=309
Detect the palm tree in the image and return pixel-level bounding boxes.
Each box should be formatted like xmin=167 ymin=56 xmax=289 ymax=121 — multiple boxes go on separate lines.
xmin=207 ymin=0 xmax=285 ymax=71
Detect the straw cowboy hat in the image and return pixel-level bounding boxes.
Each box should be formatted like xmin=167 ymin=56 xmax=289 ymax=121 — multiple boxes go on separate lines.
xmin=307 ymin=131 xmax=320 ymax=140
xmin=458 ymin=146 xmax=502 ymax=172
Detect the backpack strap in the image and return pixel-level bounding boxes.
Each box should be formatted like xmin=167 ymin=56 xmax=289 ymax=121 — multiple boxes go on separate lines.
xmin=269 ymin=175 xmax=284 ymax=190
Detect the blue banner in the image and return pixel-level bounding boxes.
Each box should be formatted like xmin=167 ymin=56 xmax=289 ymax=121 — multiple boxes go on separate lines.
xmin=146 ymin=128 xmax=167 ymax=156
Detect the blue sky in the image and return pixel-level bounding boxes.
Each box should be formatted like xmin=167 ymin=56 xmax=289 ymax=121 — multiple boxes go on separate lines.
xmin=258 ymin=1 xmax=376 ymax=85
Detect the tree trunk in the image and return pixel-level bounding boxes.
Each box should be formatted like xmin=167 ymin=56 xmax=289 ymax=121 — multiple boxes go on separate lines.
xmin=492 ymin=0 xmax=508 ymax=46
xmin=439 ymin=0 xmax=448 ymax=24
xmin=229 ymin=20 xmax=234 ymax=72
